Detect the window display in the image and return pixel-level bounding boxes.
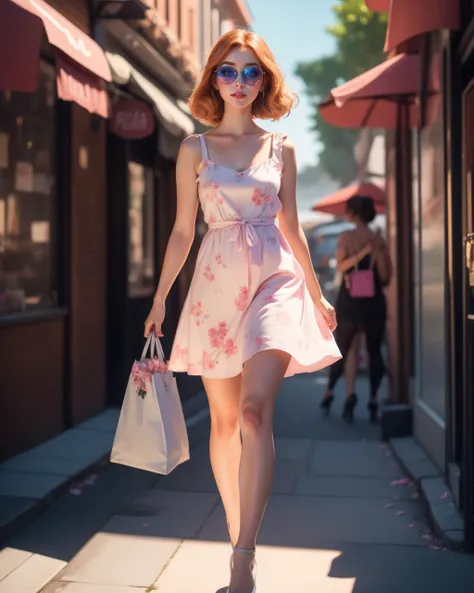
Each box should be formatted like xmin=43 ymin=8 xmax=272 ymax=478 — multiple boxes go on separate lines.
xmin=128 ymin=161 xmax=155 ymax=297
xmin=0 ymin=63 xmax=57 ymax=316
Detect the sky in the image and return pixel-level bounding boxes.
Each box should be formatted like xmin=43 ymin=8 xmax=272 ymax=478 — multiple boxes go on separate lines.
xmin=250 ymin=0 xmax=337 ymax=170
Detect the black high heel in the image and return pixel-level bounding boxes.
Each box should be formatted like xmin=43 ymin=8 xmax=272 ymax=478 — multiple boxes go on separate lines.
xmin=367 ymin=400 xmax=378 ymax=423
xmin=342 ymin=393 xmax=358 ymax=422
xmin=320 ymin=394 xmax=334 ymax=416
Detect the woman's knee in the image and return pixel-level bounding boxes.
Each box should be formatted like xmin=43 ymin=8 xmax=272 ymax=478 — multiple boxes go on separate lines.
xmin=239 ymin=396 xmax=272 ymax=437
xmin=210 ymin=408 xmax=239 ymax=440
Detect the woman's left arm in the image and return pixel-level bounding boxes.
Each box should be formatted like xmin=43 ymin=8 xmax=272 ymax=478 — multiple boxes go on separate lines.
xmin=278 ymin=139 xmax=337 ymax=330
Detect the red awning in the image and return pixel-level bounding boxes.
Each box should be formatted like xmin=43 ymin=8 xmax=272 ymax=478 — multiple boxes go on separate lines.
xmin=0 ymin=0 xmax=111 ymax=109
xmin=384 ymin=0 xmax=460 ymax=52
xmin=319 ymin=53 xmax=419 ymax=129
xmin=364 ymin=0 xmax=389 ymax=11
xmin=56 ymin=53 xmax=110 ymax=119
xmin=313 ymin=182 xmax=385 ymax=216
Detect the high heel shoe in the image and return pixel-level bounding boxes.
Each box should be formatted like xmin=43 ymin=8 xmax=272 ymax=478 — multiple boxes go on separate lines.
xmin=367 ymin=400 xmax=378 ymax=423
xmin=342 ymin=393 xmax=358 ymax=422
xmin=228 ymin=546 xmax=257 ymax=593
xmin=320 ymin=394 xmax=334 ymax=416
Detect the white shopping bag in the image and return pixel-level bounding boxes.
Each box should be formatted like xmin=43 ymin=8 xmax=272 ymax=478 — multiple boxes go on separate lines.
xmin=110 ymin=334 xmax=190 ymax=474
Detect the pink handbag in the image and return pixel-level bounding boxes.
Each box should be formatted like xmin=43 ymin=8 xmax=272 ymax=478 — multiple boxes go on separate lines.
xmin=348 ymin=269 xmax=375 ymax=298
xmin=346 ymin=244 xmax=376 ymax=298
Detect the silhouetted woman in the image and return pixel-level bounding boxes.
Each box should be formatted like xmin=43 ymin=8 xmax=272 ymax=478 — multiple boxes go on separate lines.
xmin=320 ymin=195 xmax=392 ymax=423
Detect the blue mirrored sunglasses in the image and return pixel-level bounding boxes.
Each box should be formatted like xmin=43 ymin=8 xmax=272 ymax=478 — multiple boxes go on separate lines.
xmin=215 ymin=65 xmax=265 ymax=86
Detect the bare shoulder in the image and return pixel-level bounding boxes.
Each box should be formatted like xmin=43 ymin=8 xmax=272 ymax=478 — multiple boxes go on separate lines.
xmin=338 ymin=230 xmax=352 ymax=245
xmin=280 ymin=135 xmax=296 ymax=168
xmin=180 ymin=133 xmax=202 ymax=156
xmin=178 ymin=134 xmax=203 ymax=172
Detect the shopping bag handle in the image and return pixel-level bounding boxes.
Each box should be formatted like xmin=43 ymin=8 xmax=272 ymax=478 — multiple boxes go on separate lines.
xmin=140 ymin=333 xmax=166 ymax=362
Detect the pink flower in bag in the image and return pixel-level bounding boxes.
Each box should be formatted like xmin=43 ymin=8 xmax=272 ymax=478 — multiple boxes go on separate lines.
xmin=131 ymin=357 xmax=168 ymax=399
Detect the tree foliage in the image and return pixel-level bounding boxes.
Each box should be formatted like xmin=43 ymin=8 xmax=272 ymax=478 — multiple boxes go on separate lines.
xmin=295 ymin=0 xmax=387 ymax=185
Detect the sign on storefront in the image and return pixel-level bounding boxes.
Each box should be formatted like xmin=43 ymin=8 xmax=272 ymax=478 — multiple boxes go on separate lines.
xmin=110 ymin=98 xmax=155 ymax=140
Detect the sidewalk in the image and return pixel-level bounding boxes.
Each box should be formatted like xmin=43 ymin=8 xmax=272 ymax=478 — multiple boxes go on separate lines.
xmin=2 ymin=373 xmax=474 ymax=593
xmin=0 ymin=391 xmax=208 ymax=544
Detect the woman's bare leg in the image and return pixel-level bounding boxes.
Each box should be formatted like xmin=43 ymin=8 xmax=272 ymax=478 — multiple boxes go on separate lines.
xmin=202 ymin=375 xmax=242 ymax=547
xmin=345 ymin=332 xmax=361 ymax=396
xmin=229 ymin=350 xmax=291 ymax=593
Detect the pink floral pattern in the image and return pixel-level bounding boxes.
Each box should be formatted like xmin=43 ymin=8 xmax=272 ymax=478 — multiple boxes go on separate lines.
xmin=203 ymin=264 xmax=215 ymax=283
xmin=252 ymin=188 xmax=272 ymax=206
xmin=168 ymin=132 xmax=341 ymax=378
xmin=190 ymin=301 xmax=208 ymax=326
xmin=215 ymin=254 xmax=227 ymax=267
xmin=235 ymin=286 xmax=250 ymax=311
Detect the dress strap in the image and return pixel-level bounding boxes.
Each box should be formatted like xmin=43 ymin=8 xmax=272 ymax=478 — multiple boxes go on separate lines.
xmin=273 ymin=132 xmax=287 ymax=166
xmin=199 ymin=134 xmax=209 ymax=161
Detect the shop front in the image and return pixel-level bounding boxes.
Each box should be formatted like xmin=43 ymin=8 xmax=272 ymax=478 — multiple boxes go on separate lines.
xmin=0 ymin=0 xmax=111 ymax=460
xmin=100 ymin=25 xmax=202 ymax=405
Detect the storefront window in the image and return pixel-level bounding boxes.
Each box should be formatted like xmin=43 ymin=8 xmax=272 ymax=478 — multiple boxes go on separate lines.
xmin=416 ymin=40 xmax=446 ymax=420
xmin=128 ymin=161 xmax=155 ymax=297
xmin=0 ymin=63 xmax=57 ymax=316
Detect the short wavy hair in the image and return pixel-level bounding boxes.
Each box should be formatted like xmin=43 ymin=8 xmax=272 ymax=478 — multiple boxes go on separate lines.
xmin=189 ymin=29 xmax=297 ymax=126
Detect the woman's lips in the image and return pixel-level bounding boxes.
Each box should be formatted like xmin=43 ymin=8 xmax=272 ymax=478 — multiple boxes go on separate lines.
xmin=231 ymin=92 xmax=246 ymax=99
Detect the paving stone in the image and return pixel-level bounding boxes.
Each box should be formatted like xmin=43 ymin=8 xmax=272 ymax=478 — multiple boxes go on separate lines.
xmin=295 ymin=476 xmax=416 ymax=499
xmin=197 ymin=494 xmax=429 ymax=548
xmin=430 ymin=502 xmax=464 ymax=533
xmin=0 ymin=471 xmax=66 ymax=499
xmin=76 ymin=409 xmax=120 ymax=433
xmin=112 ymin=489 xmax=218 ymax=539
xmin=390 ymin=437 xmax=440 ymax=480
xmin=309 ymin=441 xmax=403 ymax=478
xmin=58 ymin=530 xmax=179 ymax=587
xmin=274 ymin=438 xmax=312 ymax=461
xmin=156 ymin=540 xmax=349 ymax=593
xmin=42 ymin=583 xmax=143 ymax=593
xmin=0 ymin=553 xmax=66 ymax=593
xmin=0 ymin=496 xmax=39 ymax=541
xmin=0 ymin=547 xmax=32 ymax=581
xmin=421 ymin=476 xmax=452 ymax=506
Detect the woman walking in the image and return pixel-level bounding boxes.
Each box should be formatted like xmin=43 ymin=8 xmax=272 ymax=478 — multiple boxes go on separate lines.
xmin=320 ymin=195 xmax=392 ymax=423
xmin=144 ymin=29 xmax=341 ymax=593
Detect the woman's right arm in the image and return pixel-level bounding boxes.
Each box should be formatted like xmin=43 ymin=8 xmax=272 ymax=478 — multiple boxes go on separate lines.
xmin=144 ymin=136 xmax=200 ymax=337
xmin=335 ymin=233 xmax=372 ymax=274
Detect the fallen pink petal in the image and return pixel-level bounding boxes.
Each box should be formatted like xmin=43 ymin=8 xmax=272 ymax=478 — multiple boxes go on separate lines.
xmin=407 ymin=524 xmax=415 ymax=528
xmin=441 ymin=492 xmax=450 ymax=500
xmin=69 ymin=488 xmax=82 ymax=496
xmin=396 ymin=510 xmax=405 ymax=516
xmin=412 ymin=492 xmax=420 ymax=499
xmin=422 ymin=534 xmax=434 ymax=541
xmin=385 ymin=503 xmax=395 ymax=508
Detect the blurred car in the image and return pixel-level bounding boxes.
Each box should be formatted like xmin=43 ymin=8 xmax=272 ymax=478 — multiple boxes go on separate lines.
xmin=306 ymin=220 xmax=354 ymax=304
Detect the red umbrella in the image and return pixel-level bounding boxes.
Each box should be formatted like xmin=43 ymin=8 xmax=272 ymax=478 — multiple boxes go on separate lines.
xmin=312 ymin=182 xmax=385 ymax=216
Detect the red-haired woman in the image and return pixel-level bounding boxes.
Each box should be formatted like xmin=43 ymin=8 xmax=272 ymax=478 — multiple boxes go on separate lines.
xmin=144 ymin=29 xmax=341 ymax=593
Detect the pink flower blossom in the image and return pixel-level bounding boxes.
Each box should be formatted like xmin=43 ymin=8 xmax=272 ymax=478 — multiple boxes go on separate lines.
xmin=203 ymin=264 xmax=216 ymax=283
xmin=235 ymin=286 xmax=250 ymax=311
xmin=215 ymin=254 xmax=226 ymax=267
xmin=208 ymin=212 xmax=217 ymax=224
xmin=203 ymin=351 xmax=215 ymax=370
xmin=172 ymin=344 xmax=188 ymax=362
xmin=252 ymin=188 xmax=265 ymax=206
xmin=223 ymin=338 xmax=238 ymax=356
xmin=191 ymin=301 xmax=207 ymax=326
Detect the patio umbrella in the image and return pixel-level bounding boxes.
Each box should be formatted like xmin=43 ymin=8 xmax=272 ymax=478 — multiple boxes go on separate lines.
xmin=312 ymin=182 xmax=385 ymax=216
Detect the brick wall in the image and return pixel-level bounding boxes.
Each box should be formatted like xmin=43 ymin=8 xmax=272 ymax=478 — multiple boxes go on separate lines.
xmin=44 ymin=0 xmax=90 ymax=33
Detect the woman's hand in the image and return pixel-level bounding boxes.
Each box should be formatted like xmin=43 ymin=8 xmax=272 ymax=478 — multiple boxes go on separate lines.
xmin=144 ymin=301 xmax=166 ymax=338
xmin=315 ymin=295 xmax=338 ymax=332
